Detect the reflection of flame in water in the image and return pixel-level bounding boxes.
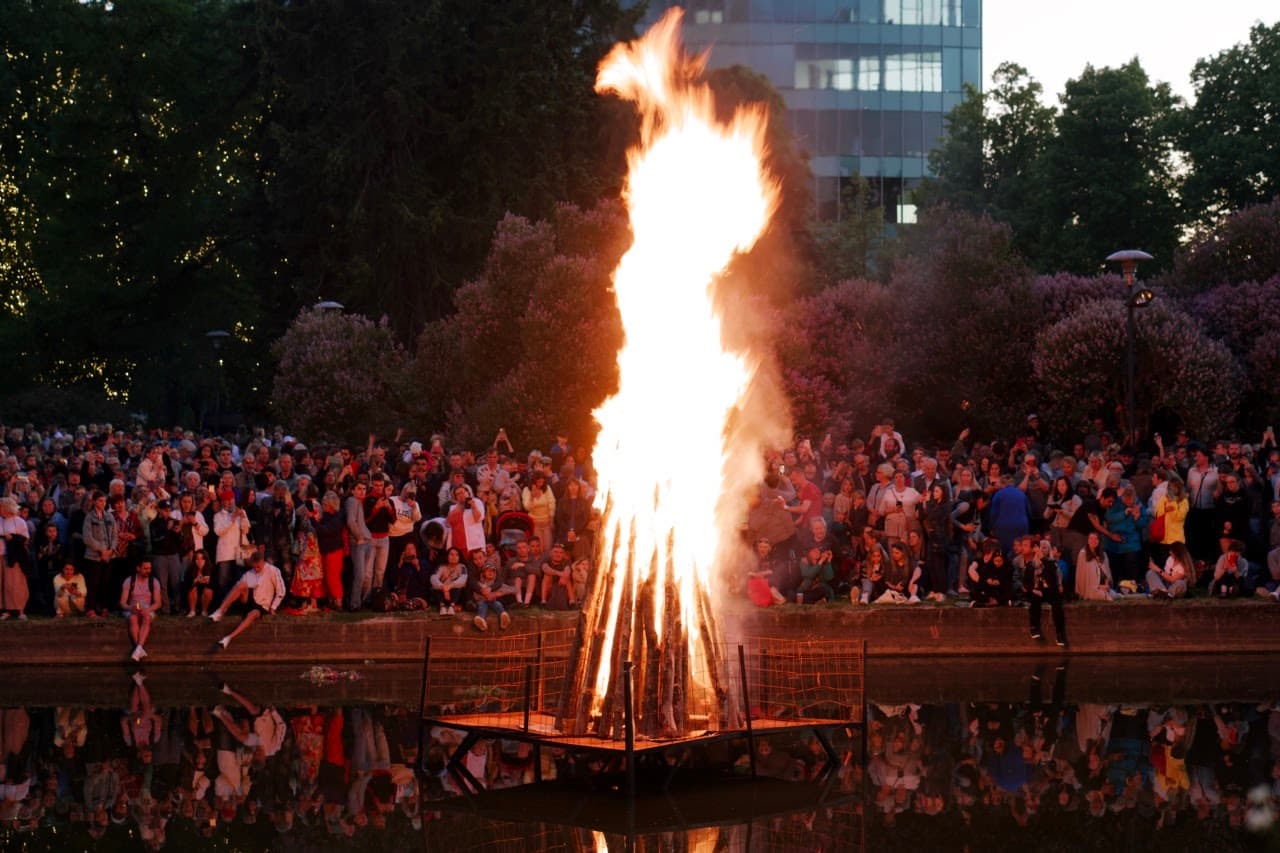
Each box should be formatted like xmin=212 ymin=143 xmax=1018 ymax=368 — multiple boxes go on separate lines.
xmin=581 ymin=10 xmax=778 ymax=731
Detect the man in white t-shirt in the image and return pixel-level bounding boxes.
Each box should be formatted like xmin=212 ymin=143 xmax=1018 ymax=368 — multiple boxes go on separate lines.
xmin=210 ymin=552 xmax=286 ymax=649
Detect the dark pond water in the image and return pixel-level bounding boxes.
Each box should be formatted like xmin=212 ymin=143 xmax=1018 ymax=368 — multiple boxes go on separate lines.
xmin=0 ymin=659 xmax=1276 ymax=851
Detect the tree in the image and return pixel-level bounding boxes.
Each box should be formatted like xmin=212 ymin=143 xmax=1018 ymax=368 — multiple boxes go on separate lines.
xmin=0 ymin=0 xmax=265 ymax=421
xmin=1032 ymin=299 xmax=1241 ymax=439
xmin=1180 ymin=22 xmax=1280 ymax=221
xmin=1035 ymin=61 xmax=1182 ymax=274
xmin=888 ymin=207 xmax=1040 ymax=440
xmin=775 ymin=279 xmax=896 ymax=439
xmin=1034 ymin=272 xmax=1132 ymax=320
xmin=921 ymin=64 xmax=1056 ymax=262
xmin=809 ymin=176 xmax=887 ymax=285
xmin=270 ymin=308 xmax=411 ymax=443
xmin=255 ymin=0 xmax=642 ymax=340
xmin=414 ymin=202 xmax=627 ymax=451
xmin=1162 ymin=197 xmax=1280 ymax=297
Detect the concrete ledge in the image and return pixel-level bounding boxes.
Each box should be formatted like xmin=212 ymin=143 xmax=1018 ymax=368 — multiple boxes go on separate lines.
xmin=0 ymin=599 xmax=1275 ymax=666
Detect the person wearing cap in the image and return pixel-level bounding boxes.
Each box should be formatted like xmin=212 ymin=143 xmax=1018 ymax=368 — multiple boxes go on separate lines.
xmin=213 ymin=489 xmax=252 ymax=596
xmin=539 ymin=542 xmax=575 ymax=608
xmin=209 ymin=552 xmax=287 ymax=649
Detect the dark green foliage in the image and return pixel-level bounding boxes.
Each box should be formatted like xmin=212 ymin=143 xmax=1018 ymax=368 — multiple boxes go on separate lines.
xmin=255 ymin=0 xmax=643 ymax=339
xmin=1180 ymin=22 xmax=1280 ymax=221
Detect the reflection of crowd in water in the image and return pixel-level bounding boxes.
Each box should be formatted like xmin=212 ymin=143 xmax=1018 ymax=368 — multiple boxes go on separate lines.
xmin=0 ymin=682 xmax=425 ymax=848
xmin=860 ymin=669 xmax=1280 ymax=839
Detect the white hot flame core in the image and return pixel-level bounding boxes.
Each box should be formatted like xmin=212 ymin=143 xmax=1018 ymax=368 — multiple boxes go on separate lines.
xmin=587 ymin=10 xmax=778 ymax=715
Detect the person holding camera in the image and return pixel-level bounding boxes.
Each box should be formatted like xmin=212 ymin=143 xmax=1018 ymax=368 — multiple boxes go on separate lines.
xmin=445 ymin=484 xmax=486 ymax=555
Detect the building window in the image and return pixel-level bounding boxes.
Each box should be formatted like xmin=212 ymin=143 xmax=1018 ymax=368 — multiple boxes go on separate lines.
xmin=883 ymin=50 xmax=942 ymax=91
xmin=795 ymin=58 xmax=855 ymax=90
xmin=689 ymin=0 xmax=726 ymax=24
xmin=882 ymin=0 xmax=964 ymax=25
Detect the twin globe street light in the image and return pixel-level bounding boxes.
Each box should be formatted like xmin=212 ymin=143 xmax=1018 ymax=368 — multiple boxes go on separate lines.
xmin=1105 ymin=249 xmax=1155 ymax=444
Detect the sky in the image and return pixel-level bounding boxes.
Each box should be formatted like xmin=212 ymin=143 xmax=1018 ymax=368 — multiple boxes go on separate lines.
xmin=982 ymin=0 xmax=1279 ymax=105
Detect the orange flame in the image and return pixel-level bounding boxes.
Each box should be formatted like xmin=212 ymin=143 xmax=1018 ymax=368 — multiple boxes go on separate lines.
xmin=587 ymin=10 xmax=779 ymax=718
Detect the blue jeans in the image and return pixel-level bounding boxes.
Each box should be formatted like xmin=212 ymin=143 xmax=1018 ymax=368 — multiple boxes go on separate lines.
xmin=477 ymin=599 xmax=507 ymax=620
xmin=349 ymin=541 xmax=373 ymax=609
xmin=369 ymin=537 xmax=390 ymax=594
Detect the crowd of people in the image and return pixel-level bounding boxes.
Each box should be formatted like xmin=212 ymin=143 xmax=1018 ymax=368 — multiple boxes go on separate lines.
xmin=743 ymin=416 xmax=1280 ymax=642
xmin=0 ymin=422 xmax=599 ymax=654
xmin=1 ymin=413 xmax=1279 ymax=655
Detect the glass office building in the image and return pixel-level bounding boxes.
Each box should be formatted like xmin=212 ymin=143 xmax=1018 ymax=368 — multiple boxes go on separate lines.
xmin=638 ymin=1 xmax=983 ymax=221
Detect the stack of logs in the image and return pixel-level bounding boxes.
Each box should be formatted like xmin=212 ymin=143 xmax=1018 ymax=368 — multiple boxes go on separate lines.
xmin=558 ymin=512 xmax=739 ymax=740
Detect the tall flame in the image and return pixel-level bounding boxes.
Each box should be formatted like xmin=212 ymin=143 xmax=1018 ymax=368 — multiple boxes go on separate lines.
xmin=583 ymin=10 xmax=779 ymax=726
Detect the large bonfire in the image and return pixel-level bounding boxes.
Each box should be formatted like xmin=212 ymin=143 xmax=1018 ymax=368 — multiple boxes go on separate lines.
xmin=561 ymin=10 xmax=781 ymax=740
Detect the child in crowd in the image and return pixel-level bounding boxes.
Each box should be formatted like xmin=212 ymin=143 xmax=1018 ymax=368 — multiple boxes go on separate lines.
xmin=472 ymin=564 xmax=510 ymax=632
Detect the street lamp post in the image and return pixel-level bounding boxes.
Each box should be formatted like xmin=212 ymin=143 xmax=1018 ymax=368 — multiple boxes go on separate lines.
xmin=1105 ymin=250 xmax=1154 ymax=444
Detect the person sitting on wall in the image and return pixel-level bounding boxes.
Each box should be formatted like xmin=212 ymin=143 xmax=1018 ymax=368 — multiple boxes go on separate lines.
xmin=746 ymin=538 xmax=787 ymax=607
xmin=875 ymin=541 xmax=921 ymax=604
xmin=120 ymin=559 xmax=162 ymax=661
xmin=796 ymin=546 xmax=835 ymax=604
xmin=209 ymin=552 xmax=287 ymax=649
xmin=968 ymin=539 xmax=1012 ymax=608
xmin=1209 ymin=541 xmax=1248 ymax=598
xmin=53 ymin=560 xmax=88 ymax=617
xmin=1147 ymin=542 xmax=1193 ymax=599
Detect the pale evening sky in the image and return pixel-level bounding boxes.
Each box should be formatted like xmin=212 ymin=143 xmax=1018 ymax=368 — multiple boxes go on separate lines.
xmin=982 ymin=0 xmax=1279 ymax=105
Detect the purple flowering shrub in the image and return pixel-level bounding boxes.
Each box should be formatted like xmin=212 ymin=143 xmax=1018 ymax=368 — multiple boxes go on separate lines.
xmin=1033 ymin=298 xmax=1241 ymax=438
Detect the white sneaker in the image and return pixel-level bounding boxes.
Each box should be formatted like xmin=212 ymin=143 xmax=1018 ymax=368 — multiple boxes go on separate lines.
xmin=907 ymin=595 xmax=921 ymax=604
xmin=186 ymin=610 xmax=196 ymax=618
xmin=447 ymin=605 xmax=456 ymax=615
xmin=209 ymin=610 xmax=223 ymax=623
xmin=137 ymin=646 xmax=148 ymax=660
xmin=131 ymin=645 xmax=143 ymax=661
xmin=218 ymin=636 xmax=230 ymax=649
xmin=860 ymin=594 xmax=869 ymax=605
xmin=499 ymin=611 xmax=510 ymax=629
xmin=473 ymin=616 xmax=488 ymax=632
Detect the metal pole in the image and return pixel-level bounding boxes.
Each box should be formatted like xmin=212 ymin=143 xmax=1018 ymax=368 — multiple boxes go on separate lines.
xmin=416 ymin=635 xmax=432 ymax=771
xmin=737 ymin=644 xmax=757 ymax=780
xmin=1126 ymin=294 xmax=1137 ymax=443
xmin=623 ymin=660 xmax=636 ymax=797
xmin=524 ymin=663 xmax=533 ymax=733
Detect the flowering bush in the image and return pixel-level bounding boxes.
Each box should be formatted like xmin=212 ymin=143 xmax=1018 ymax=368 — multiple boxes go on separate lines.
xmin=270 ymin=308 xmax=411 ymax=441
xmin=775 ymin=278 xmax=895 ymax=439
xmin=415 ymin=202 xmax=627 ymax=451
xmin=1163 ymin=197 xmax=1280 ymax=295
xmin=1034 ymin=272 xmax=1131 ymax=320
xmin=1032 ymin=298 xmax=1241 ymax=438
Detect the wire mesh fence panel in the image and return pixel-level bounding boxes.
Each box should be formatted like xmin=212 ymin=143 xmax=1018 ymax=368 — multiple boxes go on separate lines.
xmin=423 ymin=626 xmax=577 ymax=732
xmin=740 ymin=637 xmax=865 ymax=724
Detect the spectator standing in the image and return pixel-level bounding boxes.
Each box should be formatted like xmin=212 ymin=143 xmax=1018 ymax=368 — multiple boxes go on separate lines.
xmin=344 ymin=483 xmax=372 ymax=611
xmin=1185 ymin=445 xmax=1219 ymax=562
xmin=363 ymin=474 xmax=396 ymax=600
xmin=1105 ymin=487 xmax=1150 ymax=587
xmin=387 ymin=484 xmax=422 ymax=571
xmin=988 ymin=475 xmax=1032 ymax=558
xmin=521 ymin=473 xmax=555 ymax=550
xmin=315 ymin=491 xmax=346 ymax=611
xmin=212 ymin=492 xmax=251 ymax=604
xmin=81 ymin=490 xmax=117 ymax=615
xmin=1024 ymin=538 xmax=1068 ymax=648
xmin=445 ymin=484 xmax=486 ymax=555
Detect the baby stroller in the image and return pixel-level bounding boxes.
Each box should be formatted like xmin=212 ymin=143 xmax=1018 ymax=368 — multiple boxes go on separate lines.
xmin=494 ymin=511 xmax=534 ymax=561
